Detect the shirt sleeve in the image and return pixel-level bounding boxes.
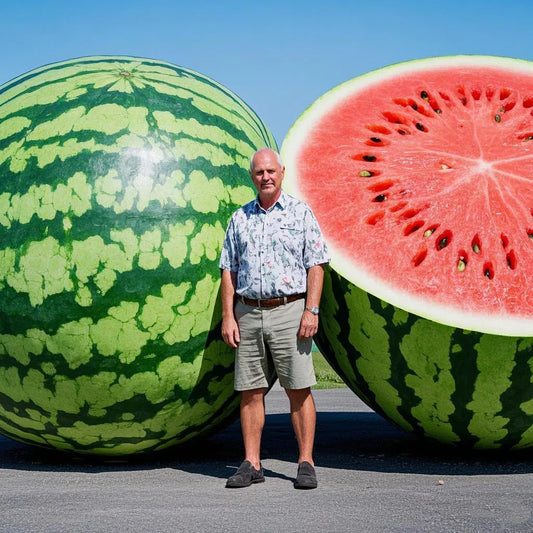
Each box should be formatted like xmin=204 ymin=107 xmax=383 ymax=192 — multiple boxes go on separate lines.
xmin=219 ymin=215 xmax=239 ymax=271
xmin=302 ymin=207 xmax=330 ymax=269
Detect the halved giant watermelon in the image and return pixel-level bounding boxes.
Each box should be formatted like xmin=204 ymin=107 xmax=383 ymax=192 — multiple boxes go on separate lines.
xmin=282 ymin=56 xmax=533 ymax=449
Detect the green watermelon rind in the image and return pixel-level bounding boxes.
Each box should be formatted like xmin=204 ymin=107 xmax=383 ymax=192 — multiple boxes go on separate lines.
xmin=317 ymin=265 xmax=533 ymax=450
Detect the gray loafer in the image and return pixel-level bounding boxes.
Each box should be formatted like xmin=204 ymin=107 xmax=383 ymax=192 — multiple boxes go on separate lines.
xmin=226 ymin=460 xmax=265 ymax=488
xmin=294 ymin=461 xmax=317 ymax=489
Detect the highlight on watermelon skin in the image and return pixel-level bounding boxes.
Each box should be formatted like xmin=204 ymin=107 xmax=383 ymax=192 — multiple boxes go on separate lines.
xmin=282 ymin=55 xmax=533 ymax=449
xmin=0 ymin=56 xmax=277 ymax=455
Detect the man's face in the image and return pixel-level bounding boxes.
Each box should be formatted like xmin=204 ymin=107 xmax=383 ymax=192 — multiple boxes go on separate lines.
xmin=250 ymin=149 xmax=285 ymax=205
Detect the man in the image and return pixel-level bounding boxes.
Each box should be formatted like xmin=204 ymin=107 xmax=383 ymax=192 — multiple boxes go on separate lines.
xmin=219 ymin=147 xmax=329 ymax=489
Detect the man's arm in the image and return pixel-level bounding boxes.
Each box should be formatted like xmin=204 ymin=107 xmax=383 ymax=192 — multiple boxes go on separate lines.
xmin=298 ymin=264 xmax=324 ymax=339
xmin=221 ymin=269 xmax=240 ymax=348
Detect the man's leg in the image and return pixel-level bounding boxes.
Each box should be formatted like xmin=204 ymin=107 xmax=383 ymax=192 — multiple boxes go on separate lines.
xmin=286 ymin=386 xmax=318 ymax=489
xmin=240 ymin=387 xmax=267 ymax=469
xmin=285 ymin=387 xmax=316 ymax=465
xmin=226 ymin=387 xmax=267 ymax=488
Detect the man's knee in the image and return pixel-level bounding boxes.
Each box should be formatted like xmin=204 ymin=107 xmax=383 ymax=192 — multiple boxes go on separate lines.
xmin=240 ymin=387 xmax=268 ymax=406
xmin=285 ymin=387 xmax=313 ymax=407
xmin=285 ymin=386 xmax=312 ymax=396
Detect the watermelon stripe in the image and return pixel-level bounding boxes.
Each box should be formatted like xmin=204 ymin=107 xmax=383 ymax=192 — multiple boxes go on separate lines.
xmin=499 ymin=338 xmax=533 ymax=447
xmin=400 ymin=317 xmax=459 ymax=444
xmin=466 ymin=335 xmax=517 ymax=447
xmin=447 ymin=330 xmax=481 ymax=447
xmin=363 ymin=291 xmax=424 ymax=434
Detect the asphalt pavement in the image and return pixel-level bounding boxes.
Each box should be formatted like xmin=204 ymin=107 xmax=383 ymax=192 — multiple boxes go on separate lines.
xmin=0 ymin=384 xmax=532 ymax=532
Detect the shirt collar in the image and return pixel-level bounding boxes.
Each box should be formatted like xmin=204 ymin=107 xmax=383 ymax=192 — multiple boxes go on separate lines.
xmin=254 ymin=190 xmax=287 ymax=212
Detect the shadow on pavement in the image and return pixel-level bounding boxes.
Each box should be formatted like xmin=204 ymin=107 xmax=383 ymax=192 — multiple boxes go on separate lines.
xmin=0 ymin=410 xmax=531 ymax=479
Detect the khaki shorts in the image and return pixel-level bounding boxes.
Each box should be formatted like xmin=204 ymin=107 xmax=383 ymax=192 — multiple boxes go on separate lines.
xmin=234 ymin=298 xmax=316 ymax=391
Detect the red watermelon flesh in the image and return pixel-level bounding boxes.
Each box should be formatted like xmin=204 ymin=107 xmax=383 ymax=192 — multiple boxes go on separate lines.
xmin=283 ymin=56 xmax=533 ymax=336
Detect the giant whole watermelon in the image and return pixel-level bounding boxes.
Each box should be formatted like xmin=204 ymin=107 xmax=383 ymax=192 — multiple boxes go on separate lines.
xmin=0 ymin=56 xmax=276 ymax=455
xmin=282 ymin=56 xmax=533 ymax=449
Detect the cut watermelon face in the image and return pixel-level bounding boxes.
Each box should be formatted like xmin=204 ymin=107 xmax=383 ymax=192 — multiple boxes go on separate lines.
xmin=282 ymin=56 xmax=533 ymax=449
xmin=283 ymin=56 xmax=533 ymax=336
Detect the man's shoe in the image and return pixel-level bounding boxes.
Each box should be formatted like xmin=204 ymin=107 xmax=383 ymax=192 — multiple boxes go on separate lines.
xmin=226 ymin=460 xmax=265 ymax=488
xmin=294 ymin=461 xmax=317 ymax=489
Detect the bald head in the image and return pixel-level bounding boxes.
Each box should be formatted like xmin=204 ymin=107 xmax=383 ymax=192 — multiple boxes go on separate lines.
xmin=249 ymin=148 xmax=283 ymax=172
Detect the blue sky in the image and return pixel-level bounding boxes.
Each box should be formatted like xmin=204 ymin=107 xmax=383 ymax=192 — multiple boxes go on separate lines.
xmin=1 ymin=0 xmax=532 ymax=145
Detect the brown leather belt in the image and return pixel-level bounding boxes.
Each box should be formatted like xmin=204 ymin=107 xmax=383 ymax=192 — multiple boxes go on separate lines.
xmin=238 ymin=293 xmax=306 ymax=308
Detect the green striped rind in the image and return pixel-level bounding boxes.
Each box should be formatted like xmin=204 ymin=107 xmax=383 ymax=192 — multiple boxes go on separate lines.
xmin=316 ymin=266 xmax=533 ymax=449
xmin=0 ymin=56 xmax=276 ymax=455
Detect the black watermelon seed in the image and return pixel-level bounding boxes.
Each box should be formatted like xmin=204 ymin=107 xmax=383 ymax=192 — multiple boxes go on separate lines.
xmin=438 ymin=237 xmax=448 ymax=249
xmin=363 ymin=155 xmax=377 ymax=162
xmin=374 ymin=194 xmax=387 ymax=202
xmin=370 ymin=137 xmax=382 ymax=143
xmin=416 ymin=123 xmax=425 ymax=132
xmin=421 ymin=90 xmax=429 ymax=100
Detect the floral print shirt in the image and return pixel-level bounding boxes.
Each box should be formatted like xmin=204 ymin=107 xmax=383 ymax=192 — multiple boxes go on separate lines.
xmin=219 ymin=191 xmax=330 ymax=298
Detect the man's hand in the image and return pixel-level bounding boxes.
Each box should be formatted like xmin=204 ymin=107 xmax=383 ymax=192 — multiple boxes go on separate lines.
xmin=298 ymin=310 xmax=319 ymax=339
xmin=298 ymin=264 xmax=324 ymax=339
xmin=221 ymin=269 xmax=240 ymax=348
xmin=221 ymin=316 xmax=240 ymax=348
